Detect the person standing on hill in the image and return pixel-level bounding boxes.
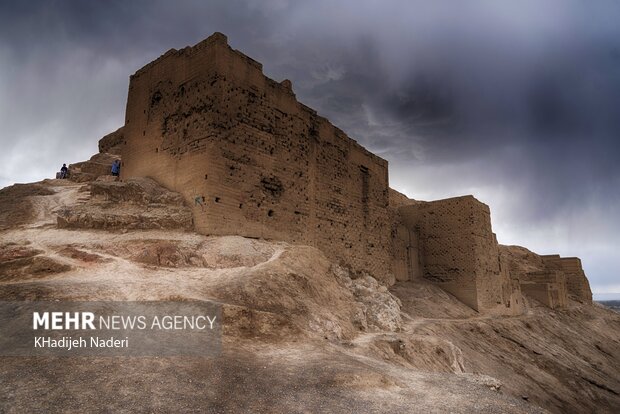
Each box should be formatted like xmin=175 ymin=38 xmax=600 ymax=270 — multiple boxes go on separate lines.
xmin=111 ymin=160 xmax=121 ymax=177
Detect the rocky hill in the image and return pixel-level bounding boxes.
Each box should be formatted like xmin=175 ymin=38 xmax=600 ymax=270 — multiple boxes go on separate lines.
xmin=1 ymin=172 xmax=619 ymax=413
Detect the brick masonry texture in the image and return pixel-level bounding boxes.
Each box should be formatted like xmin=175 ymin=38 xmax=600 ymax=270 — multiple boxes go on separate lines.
xmin=116 ymin=32 xmax=591 ymax=313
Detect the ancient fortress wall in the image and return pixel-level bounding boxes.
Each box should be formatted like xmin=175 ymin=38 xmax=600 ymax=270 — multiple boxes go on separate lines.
xmin=118 ymin=32 xmax=591 ymax=313
xmin=519 ymin=270 xmax=568 ymax=309
xmin=122 ymin=33 xmax=393 ymax=280
xmin=388 ymin=189 xmax=421 ymax=282
xmin=398 ymin=196 xmax=522 ymax=314
xmin=497 ymin=246 xmax=593 ymax=308
xmin=541 ymin=255 xmax=592 ymax=302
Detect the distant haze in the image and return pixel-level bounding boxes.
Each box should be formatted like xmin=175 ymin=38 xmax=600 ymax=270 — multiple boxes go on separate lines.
xmin=1 ymin=1 xmax=618 ymax=295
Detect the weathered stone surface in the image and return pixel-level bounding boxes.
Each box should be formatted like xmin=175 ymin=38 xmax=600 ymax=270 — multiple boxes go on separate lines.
xmin=0 ymin=244 xmax=71 ymax=282
xmin=333 ymin=265 xmax=403 ymax=331
xmin=69 ymin=152 xmax=119 ymax=182
xmin=95 ymin=175 xmax=119 ymax=183
xmin=520 ymin=271 xmax=568 ymax=309
xmin=0 ymin=173 xmax=616 ymax=413
xmin=58 ymin=246 xmax=109 ymax=263
xmin=56 ymin=205 xmax=192 ymax=230
xmin=398 ymin=196 xmax=523 ymax=314
xmin=89 ymin=177 xmax=186 ymax=205
xmin=0 ymin=183 xmax=55 ymax=229
xmin=121 ymin=32 xmax=393 ymax=284
xmin=499 ymin=246 xmax=592 ymax=307
xmin=109 ymin=32 xmax=591 ymax=315
xmin=56 ymin=178 xmax=193 ymax=231
xmin=542 ymin=255 xmax=592 ymax=303
xmin=98 ymin=126 xmax=124 ymax=155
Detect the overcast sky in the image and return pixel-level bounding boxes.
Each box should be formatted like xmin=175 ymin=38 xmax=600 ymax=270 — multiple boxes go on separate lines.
xmin=1 ymin=1 xmax=619 ymax=297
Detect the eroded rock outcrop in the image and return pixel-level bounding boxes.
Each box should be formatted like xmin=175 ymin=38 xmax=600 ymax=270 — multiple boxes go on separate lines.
xmin=0 ymin=243 xmax=71 ymax=282
xmin=56 ymin=178 xmax=193 ymax=231
xmin=0 ymin=183 xmax=55 ymax=230
xmin=68 ymin=152 xmax=119 ymax=183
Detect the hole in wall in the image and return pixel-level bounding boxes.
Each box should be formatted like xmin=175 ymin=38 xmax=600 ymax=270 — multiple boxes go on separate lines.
xmin=268 ymin=210 xmax=274 ymax=217
xmin=260 ymin=176 xmax=284 ymax=198
xmin=215 ymin=197 xmax=220 ymax=203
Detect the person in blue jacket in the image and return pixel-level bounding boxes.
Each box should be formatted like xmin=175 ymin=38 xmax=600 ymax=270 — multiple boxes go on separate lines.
xmin=111 ymin=160 xmax=121 ymax=177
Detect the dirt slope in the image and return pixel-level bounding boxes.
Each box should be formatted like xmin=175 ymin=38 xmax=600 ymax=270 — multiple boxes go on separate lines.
xmin=1 ymin=178 xmax=618 ymax=413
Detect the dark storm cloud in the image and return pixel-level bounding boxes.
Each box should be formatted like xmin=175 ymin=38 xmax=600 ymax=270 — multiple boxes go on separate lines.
xmin=1 ymin=0 xmax=618 ymax=293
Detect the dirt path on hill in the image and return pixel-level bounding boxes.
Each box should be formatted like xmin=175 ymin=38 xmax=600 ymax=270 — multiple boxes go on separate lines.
xmin=1 ymin=180 xmax=618 ymax=413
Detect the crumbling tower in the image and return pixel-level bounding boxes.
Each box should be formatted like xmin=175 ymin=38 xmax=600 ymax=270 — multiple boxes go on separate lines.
xmin=397 ymin=196 xmax=523 ymax=313
xmin=541 ymin=255 xmax=593 ymax=302
xmin=122 ymin=32 xmax=393 ymax=279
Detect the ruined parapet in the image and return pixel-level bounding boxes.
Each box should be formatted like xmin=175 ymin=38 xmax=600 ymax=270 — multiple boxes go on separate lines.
xmin=560 ymin=257 xmax=593 ymax=302
xmin=398 ymin=196 xmax=522 ymax=314
xmin=389 ymin=188 xmax=416 ymax=208
xmin=519 ymin=270 xmax=568 ymax=309
xmin=541 ymin=255 xmax=592 ymax=303
xmin=498 ymin=246 xmax=591 ymax=308
xmin=121 ymin=32 xmax=393 ymax=282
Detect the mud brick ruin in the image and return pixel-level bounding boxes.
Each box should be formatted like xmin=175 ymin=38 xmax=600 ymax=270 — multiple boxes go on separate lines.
xmin=541 ymin=256 xmax=593 ymax=303
xmin=111 ymin=32 xmax=591 ymax=313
